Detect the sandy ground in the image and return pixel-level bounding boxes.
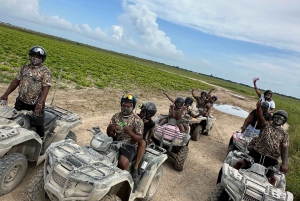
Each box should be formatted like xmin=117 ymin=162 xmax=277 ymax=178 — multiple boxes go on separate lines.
xmin=0 ymin=83 xmax=261 ymax=201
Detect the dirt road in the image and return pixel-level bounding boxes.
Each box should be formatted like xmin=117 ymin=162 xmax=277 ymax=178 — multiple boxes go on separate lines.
xmin=0 ymin=84 xmax=258 ymax=201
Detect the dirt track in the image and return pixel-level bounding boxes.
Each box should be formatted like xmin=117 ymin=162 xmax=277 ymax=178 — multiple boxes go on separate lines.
xmin=0 ymin=84 xmax=259 ymax=201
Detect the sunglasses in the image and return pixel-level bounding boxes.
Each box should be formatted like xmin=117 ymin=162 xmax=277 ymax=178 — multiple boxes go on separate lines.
xmin=273 ymin=115 xmax=285 ymax=121
xmin=122 ymin=94 xmax=133 ymax=100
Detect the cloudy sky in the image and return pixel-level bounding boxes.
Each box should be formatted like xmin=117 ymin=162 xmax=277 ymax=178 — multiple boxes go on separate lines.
xmin=0 ymin=0 xmax=300 ymax=98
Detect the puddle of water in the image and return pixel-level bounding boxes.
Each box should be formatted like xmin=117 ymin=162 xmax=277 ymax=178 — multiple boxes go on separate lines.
xmin=213 ymin=104 xmax=249 ymax=118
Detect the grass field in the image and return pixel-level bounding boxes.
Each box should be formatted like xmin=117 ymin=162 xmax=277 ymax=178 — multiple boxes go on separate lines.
xmin=1 ymin=23 xmax=300 ymax=199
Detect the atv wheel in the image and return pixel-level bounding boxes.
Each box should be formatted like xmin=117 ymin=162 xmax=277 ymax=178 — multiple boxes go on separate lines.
xmin=65 ymin=131 xmax=77 ymax=142
xmin=174 ymin=146 xmax=189 ymax=171
xmin=100 ymin=194 xmax=121 ymax=201
xmin=207 ymin=183 xmax=229 ymax=201
xmin=191 ymin=125 xmax=201 ymax=141
xmin=141 ymin=167 xmax=163 ymax=201
xmin=0 ymin=153 xmax=28 ymax=195
xmin=27 ymin=169 xmax=49 ymax=201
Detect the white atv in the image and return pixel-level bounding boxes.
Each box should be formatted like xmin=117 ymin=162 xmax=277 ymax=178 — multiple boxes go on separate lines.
xmin=27 ymin=127 xmax=167 ymax=201
xmin=209 ymin=150 xmax=294 ymax=201
xmin=0 ymin=103 xmax=81 ymax=195
xmin=152 ymin=114 xmax=190 ymax=171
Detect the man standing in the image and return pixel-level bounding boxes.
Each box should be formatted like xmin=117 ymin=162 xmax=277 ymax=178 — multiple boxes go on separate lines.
xmin=0 ymin=46 xmax=52 ymax=144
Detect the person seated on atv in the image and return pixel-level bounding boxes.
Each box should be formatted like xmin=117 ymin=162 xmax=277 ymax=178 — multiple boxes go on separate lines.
xmin=0 ymin=46 xmax=52 ymax=155
xmin=106 ymin=93 xmax=145 ymax=178
xmin=199 ymin=95 xmax=217 ymax=135
xmin=159 ymin=96 xmax=188 ymax=133
xmin=191 ymin=88 xmax=214 ymax=111
xmin=253 ymin=78 xmax=275 ymax=113
xmin=233 ymin=101 xmax=289 ymax=186
xmin=138 ymin=101 xmax=157 ymax=143
xmin=240 ymin=101 xmax=272 ymax=136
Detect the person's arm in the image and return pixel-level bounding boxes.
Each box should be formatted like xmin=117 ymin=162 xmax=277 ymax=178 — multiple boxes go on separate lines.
xmin=191 ymin=89 xmax=197 ymax=99
xmin=208 ymin=87 xmax=215 ymax=95
xmin=123 ymin=126 xmax=143 ymax=142
xmin=256 ymin=101 xmax=266 ymax=127
xmin=163 ymin=92 xmax=174 ymax=103
xmin=280 ymin=145 xmax=288 ymax=173
xmin=147 ymin=127 xmax=155 ymax=142
xmin=169 ymin=104 xmax=175 ymax=118
xmin=0 ymin=78 xmax=20 ymax=100
xmin=268 ymin=101 xmax=275 ymax=113
xmin=34 ymin=86 xmax=51 ymax=115
xmin=253 ymin=78 xmax=261 ymax=98
xmin=190 ymin=111 xmax=202 ymax=118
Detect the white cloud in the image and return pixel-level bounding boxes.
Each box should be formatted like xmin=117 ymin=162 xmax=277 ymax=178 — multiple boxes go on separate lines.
xmin=128 ymin=0 xmax=300 ymax=52
xmin=0 ymin=0 xmax=184 ymax=61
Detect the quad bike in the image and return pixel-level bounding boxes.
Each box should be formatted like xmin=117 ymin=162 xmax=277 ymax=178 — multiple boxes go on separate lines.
xmin=0 ymin=102 xmax=81 ymax=195
xmin=152 ymin=114 xmax=190 ymax=171
xmin=27 ymin=126 xmax=167 ymax=201
xmin=227 ymin=129 xmax=259 ymax=154
xmin=187 ymin=114 xmax=216 ymax=141
xmin=208 ymin=150 xmax=294 ymax=201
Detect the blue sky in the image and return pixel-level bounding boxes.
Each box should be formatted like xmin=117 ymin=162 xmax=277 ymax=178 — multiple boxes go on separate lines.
xmin=0 ymin=0 xmax=300 ymax=98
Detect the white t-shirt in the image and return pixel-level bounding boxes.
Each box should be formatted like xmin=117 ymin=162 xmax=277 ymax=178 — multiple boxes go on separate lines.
xmin=260 ymin=94 xmax=275 ymax=109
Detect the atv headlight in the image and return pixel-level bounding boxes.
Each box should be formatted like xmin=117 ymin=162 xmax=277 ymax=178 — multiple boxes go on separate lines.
xmin=266 ymin=187 xmax=286 ymax=201
xmin=64 ymin=181 xmax=93 ymax=197
xmin=229 ymin=167 xmax=243 ymax=181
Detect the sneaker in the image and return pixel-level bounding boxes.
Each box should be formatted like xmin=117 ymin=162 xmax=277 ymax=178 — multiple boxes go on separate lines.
xmin=132 ymin=168 xmax=139 ymax=178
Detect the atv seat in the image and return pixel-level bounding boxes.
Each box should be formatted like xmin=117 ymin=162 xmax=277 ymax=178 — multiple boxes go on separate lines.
xmin=156 ymin=124 xmax=184 ymax=140
xmin=44 ymin=111 xmax=58 ymax=127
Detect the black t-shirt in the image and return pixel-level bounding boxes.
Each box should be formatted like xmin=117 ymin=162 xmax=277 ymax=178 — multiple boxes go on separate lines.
xmin=250 ymin=109 xmax=272 ymax=128
xmin=143 ymin=119 xmax=155 ymax=139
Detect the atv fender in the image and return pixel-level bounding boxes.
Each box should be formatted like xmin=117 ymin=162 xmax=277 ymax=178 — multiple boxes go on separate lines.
xmin=0 ymin=126 xmax=42 ymax=161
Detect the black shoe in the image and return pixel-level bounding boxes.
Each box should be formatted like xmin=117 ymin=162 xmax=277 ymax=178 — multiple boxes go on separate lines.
xmin=40 ymin=143 xmax=45 ymax=155
xmin=132 ymin=168 xmax=139 ymax=178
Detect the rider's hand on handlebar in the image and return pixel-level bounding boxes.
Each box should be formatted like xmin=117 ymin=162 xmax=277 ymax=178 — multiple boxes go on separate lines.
xmin=280 ymin=164 xmax=288 ymax=173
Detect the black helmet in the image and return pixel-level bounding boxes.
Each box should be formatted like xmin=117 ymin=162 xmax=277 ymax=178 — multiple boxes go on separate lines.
xmin=184 ymin=97 xmax=194 ymax=106
xmin=211 ymin=95 xmax=218 ymax=101
xmin=273 ymin=110 xmax=288 ymax=124
xmin=120 ymin=93 xmax=136 ymax=109
xmin=174 ymin=97 xmax=184 ymax=109
xmin=261 ymin=101 xmax=269 ymax=110
xmin=264 ymin=90 xmax=273 ymax=96
xmin=139 ymin=102 xmax=157 ymax=119
xmin=29 ymin=46 xmax=47 ymax=62
xmin=200 ymin=90 xmax=208 ymax=96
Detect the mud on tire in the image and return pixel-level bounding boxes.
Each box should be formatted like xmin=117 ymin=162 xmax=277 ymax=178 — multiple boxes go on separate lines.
xmin=190 ymin=125 xmax=201 ymax=141
xmin=101 ymin=194 xmax=122 ymax=201
xmin=207 ymin=183 xmax=229 ymax=201
xmin=174 ymin=146 xmax=189 ymax=171
xmin=27 ymin=169 xmax=49 ymax=201
xmin=0 ymin=153 xmax=28 ymax=195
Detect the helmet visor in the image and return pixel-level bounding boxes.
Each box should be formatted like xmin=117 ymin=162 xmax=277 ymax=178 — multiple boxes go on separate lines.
xmin=122 ymin=94 xmax=133 ymax=100
xmin=30 ymin=47 xmax=45 ymax=56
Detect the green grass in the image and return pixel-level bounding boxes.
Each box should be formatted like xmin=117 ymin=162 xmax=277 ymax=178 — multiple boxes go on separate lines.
xmin=1 ymin=23 xmax=300 ymax=198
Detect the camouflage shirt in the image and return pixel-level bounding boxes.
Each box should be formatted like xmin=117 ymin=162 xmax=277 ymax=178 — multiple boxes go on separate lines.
xmin=195 ymin=96 xmax=207 ymax=109
xmin=16 ymin=64 xmax=52 ymax=105
xmin=251 ymin=122 xmax=289 ymax=159
xmin=110 ymin=112 xmax=144 ymax=143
